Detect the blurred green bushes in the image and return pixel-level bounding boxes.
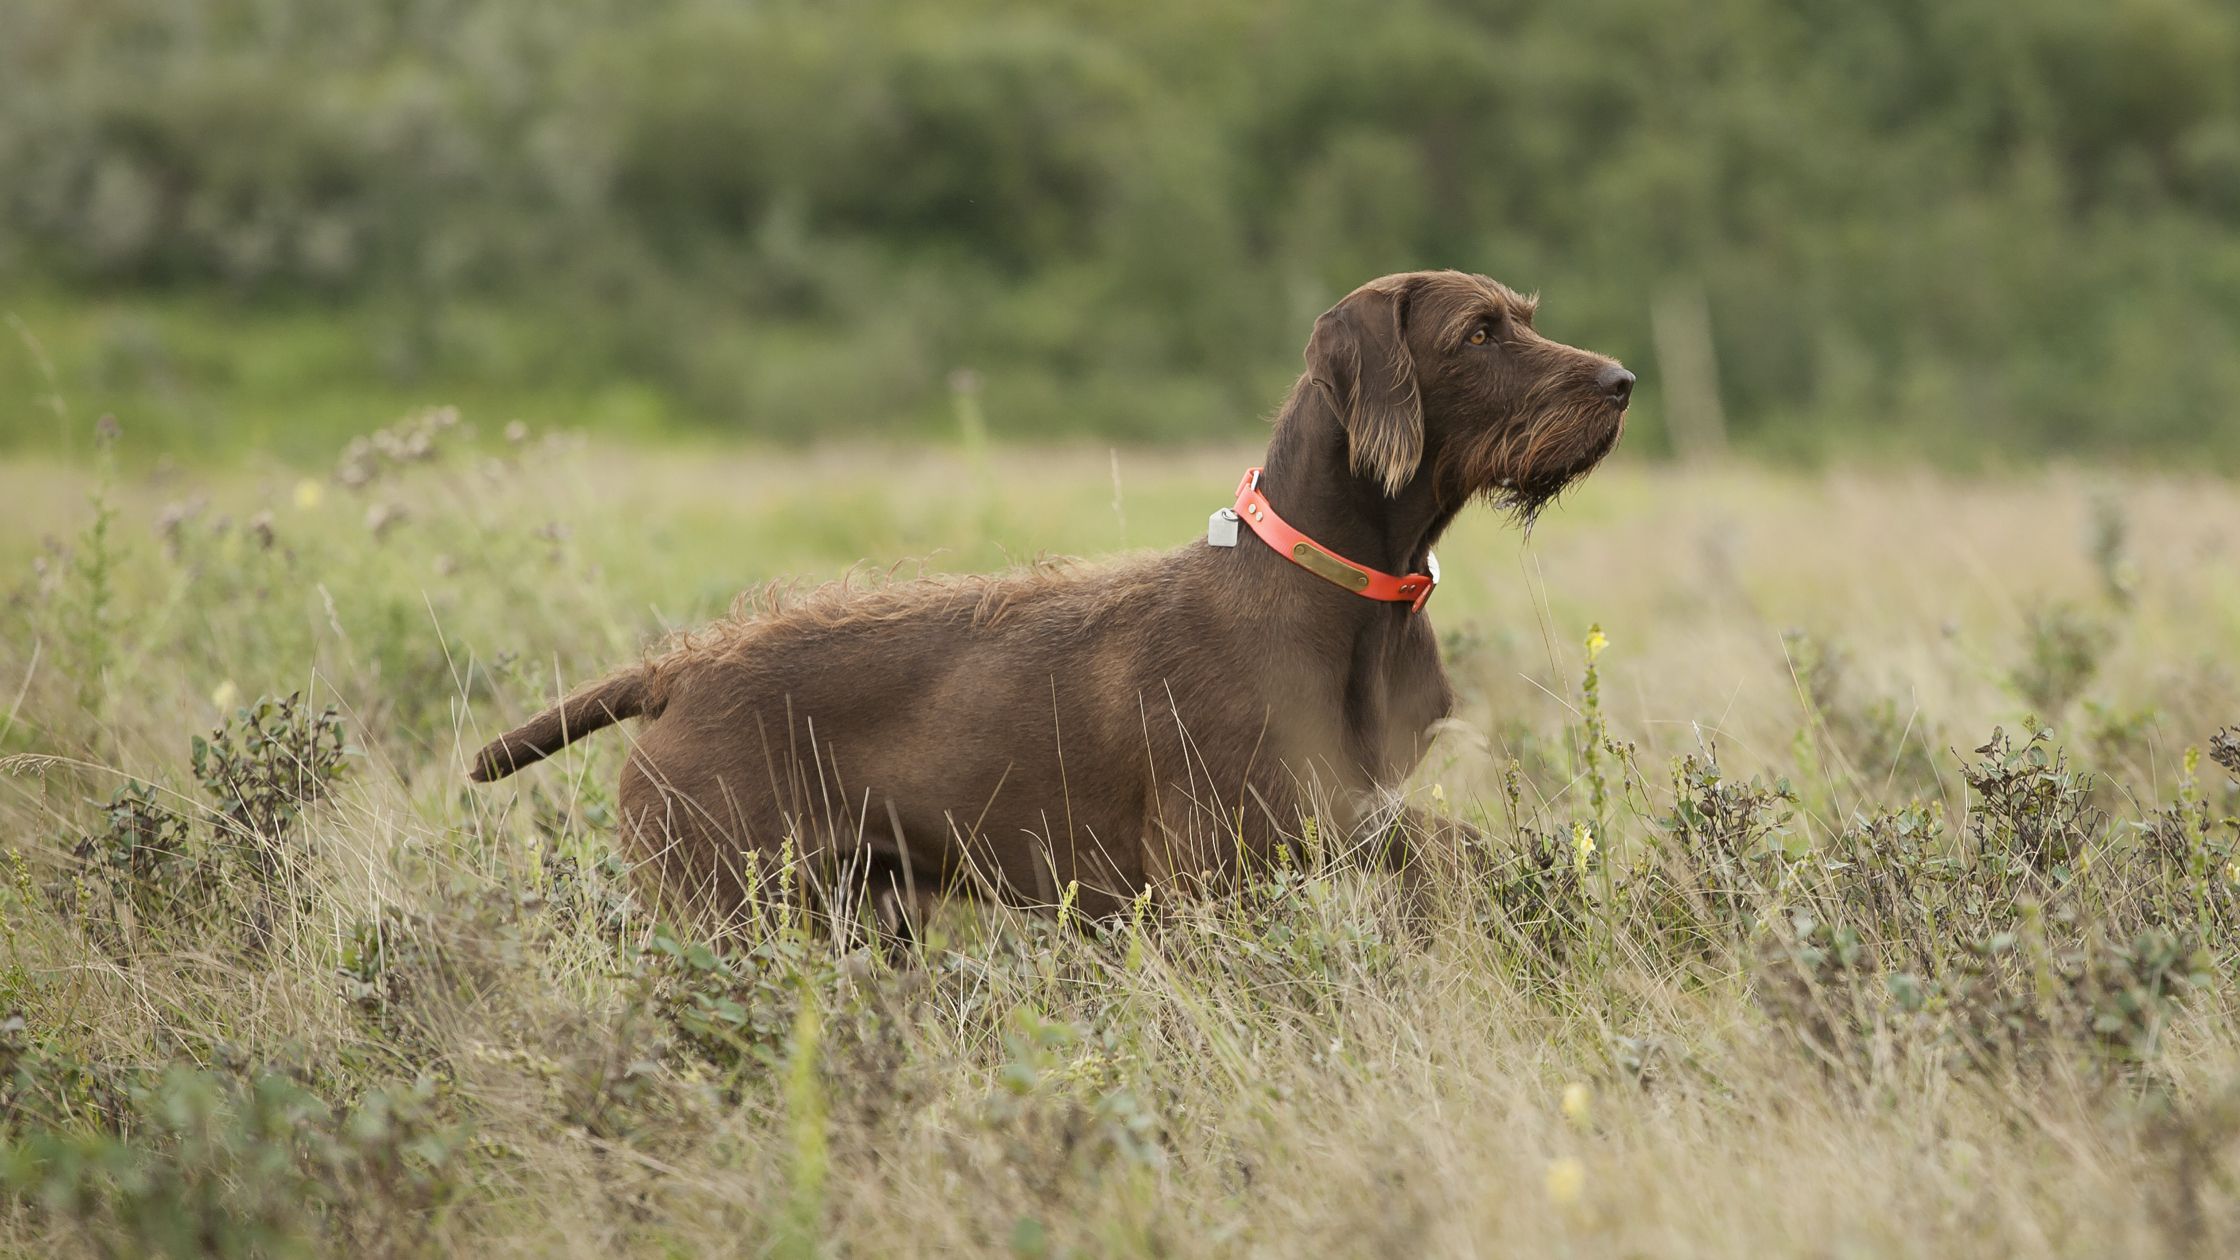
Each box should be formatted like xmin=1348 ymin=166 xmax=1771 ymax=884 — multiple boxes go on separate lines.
xmin=4 ymin=0 xmax=2240 ymax=461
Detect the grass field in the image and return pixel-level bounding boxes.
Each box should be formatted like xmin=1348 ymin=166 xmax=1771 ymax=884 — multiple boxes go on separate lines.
xmin=4 ymin=413 xmax=2240 ymax=1256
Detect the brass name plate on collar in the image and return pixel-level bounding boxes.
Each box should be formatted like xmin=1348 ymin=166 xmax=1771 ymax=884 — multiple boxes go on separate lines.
xmin=1291 ymin=542 xmax=1371 ymax=591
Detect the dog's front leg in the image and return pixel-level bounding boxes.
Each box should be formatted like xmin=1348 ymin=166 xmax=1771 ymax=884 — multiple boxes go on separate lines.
xmin=1335 ymin=781 xmax=1483 ymax=870
xmin=1363 ymin=801 xmax=1488 ymax=929
xmin=1383 ymin=803 xmax=1486 ymax=863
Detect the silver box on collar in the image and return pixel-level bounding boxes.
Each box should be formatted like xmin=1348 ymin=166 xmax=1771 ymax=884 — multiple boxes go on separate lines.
xmin=1207 ymin=508 xmax=1240 ymax=547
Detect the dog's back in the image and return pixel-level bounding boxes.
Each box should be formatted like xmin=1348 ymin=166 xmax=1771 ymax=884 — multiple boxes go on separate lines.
xmin=475 ymin=546 xmax=1255 ymax=915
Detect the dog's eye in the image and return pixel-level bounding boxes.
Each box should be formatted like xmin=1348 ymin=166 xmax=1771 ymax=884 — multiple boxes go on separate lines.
xmin=1467 ymin=323 xmax=1493 ymax=347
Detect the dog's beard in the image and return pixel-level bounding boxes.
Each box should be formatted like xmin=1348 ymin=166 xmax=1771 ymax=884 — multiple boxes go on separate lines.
xmin=1436 ymin=394 xmax=1626 ymax=530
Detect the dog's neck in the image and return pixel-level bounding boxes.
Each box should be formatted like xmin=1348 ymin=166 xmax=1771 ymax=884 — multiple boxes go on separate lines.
xmin=1258 ymin=381 xmax=1461 ymax=584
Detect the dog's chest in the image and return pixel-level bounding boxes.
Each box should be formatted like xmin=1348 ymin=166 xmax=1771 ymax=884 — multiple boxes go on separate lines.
xmin=1260 ymin=619 xmax=1452 ymax=786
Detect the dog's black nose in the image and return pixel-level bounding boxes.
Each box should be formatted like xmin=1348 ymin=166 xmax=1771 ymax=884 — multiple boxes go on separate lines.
xmin=1598 ymin=364 xmax=1635 ymax=407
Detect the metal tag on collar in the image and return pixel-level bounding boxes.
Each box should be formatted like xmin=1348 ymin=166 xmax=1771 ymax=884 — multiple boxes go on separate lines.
xmin=1411 ymin=550 xmax=1441 ymax=612
xmin=1207 ymin=507 xmax=1240 ymax=547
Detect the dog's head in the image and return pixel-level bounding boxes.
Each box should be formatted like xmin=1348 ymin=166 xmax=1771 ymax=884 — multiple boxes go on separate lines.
xmin=1306 ymin=270 xmax=1632 ymax=522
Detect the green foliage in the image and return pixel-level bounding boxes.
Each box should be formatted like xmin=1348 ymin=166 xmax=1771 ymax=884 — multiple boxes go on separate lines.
xmin=198 ymin=693 xmax=349 ymax=938
xmin=777 ymin=983 xmax=828 ymax=1260
xmin=52 ymin=695 xmax=350 ymax=954
xmin=0 ymin=1050 xmax=466 ymax=1259
xmin=2082 ymin=927 xmax=2214 ymax=1065
xmin=1475 ymin=792 xmax=1590 ymax=977
xmin=1961 ymin=723 xmax=2102 ymax=885
xmin=72 ymin=782 xmax=192 ymax=898
xmin=191 ymin=694 xmax=349 ymax=849
xmin=2090 ymin=495 xmax=2139 ymax=611
xmin=3 ymin=1013 xmax=463 ymax=1259
xmin=2008 ymin=603 xmax=2115 ymax=716
xmin=1655 ymin=754 xmax=1801 ymax=939
xmin=638 ymin=924 xmax=840 ymax=1083
xmin=1578 ymin=624 xmax=1613 ymax=827
xmin=980 ymin=1007 xmax=1165 ymax=1191
xmin=6 ymin=0 xmax=2240 ymax=460
xmin=2210 ymin=726 xmax=2240 ymax=780
xmin=62 ymin=419 xmax=121 ymax=720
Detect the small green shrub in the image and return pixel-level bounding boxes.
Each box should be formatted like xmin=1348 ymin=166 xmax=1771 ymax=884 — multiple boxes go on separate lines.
xmin=2078 ymin=927 xmax=2213 ymax=1066
xmin=2008 ymin=603 xmax=2114 ymax=716
xmin=1 ymin=1018 xmax=466 ymax=1259
xmin=1649 ymin=752 xmax=1800 ymax=948
xmin=192 ymin=693 xmax=350 ymax=852
xmin=1755 ymin=910 xmax=1878 ymax=1074
xmin=1477 ymin=812 xmax=1590 ymax=977
xmin=61 ymin=781 xmax=212 ymax=944
xmin=49 ymin=694 xmax=353 ymax=954
xmin=1961 ymin=724 xmax=2103 ymax=888
xmin=2211 ymin=726 xmax=2240 ymax=780
xmin=979 ymin=1006 xmax=1166 ymax=1202
xmin=2089 ymin=494 xmax=2138 ymax=611
xmin=634 ymin=923 xmax=845 ymax=1087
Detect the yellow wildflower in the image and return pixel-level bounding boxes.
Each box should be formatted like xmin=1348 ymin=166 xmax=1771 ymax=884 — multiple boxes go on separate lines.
xmin=1544 ymin=1156 xmax=1586 ymax=1207
xmin=1560 ymin=1082 xmax=1592 ymax=1129
xmin=210 ymin=680 xmax=240 ymax=711
xmin=1584 ymin=623 xmax=1608 ymax=663
xmin=1572 ymin=821 xmax=1596 ymax=869
xmin=293 ymin=479 xmax=324 ymax=510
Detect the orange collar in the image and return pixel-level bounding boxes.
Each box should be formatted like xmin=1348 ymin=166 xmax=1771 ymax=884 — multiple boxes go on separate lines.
xmin=1216 ymin=467 xmax=1438 ymax=612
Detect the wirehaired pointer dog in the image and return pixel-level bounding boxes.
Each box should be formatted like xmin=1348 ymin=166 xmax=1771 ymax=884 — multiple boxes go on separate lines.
xmin=471 ymin=271 xmax=1632 ymax=932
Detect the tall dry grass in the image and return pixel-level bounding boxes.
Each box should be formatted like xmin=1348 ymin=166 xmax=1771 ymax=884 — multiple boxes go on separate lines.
xmin=3 ymin=417 xmax=2238 ymax=1256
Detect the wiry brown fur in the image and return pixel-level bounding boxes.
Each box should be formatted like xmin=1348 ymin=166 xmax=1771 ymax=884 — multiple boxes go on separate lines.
xmin=470 ymin=271 xmax=1632 ymax=932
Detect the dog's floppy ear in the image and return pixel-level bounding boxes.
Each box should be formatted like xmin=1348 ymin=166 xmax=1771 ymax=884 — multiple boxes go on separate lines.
xmin=1307 ymin=281 xmax=1423 ymax=496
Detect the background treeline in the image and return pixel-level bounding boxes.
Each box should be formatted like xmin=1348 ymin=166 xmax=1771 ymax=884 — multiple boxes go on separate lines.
xmin=5 ymin=0 xmax=2240 ymax=461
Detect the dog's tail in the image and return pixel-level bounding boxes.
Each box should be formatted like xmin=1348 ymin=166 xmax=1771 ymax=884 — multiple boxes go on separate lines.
xmin=468 ymin=668 xmax=651 ymax=783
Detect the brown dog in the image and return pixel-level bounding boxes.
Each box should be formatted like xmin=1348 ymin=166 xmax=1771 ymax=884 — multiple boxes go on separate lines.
xmin=470 ymin=271 xmax=1630 ymax=930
